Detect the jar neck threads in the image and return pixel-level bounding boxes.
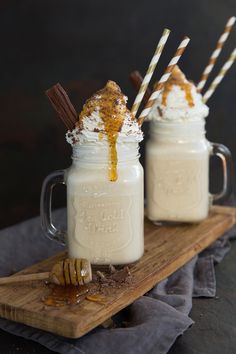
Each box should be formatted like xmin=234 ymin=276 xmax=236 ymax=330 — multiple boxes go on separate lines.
xmin=72 ymin=141 xmax=140 ymax=165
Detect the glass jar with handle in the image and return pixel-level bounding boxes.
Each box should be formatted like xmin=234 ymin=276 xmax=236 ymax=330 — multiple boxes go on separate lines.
xmin=40 ymin=141 xmax=144 ymax=265
xmin=146 ymin=119 xmax=232 ymax=223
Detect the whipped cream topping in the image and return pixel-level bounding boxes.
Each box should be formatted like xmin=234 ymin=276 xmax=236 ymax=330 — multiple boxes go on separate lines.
xmin=66 ymin=80 xmax=143 ymax=182
xmin=66 ymin=81 xmax=143 ymax=145
xmin=149 ymin=66 xmax=209 ymax=122
xmin=66 ymin=110 xmax=143 ymax=145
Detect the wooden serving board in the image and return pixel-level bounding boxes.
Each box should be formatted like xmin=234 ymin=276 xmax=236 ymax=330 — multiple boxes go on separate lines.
xmin=0 ymin=205 xmax=236 ymax=338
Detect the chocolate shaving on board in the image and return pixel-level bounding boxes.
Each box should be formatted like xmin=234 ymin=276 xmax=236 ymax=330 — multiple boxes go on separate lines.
xmin=95 ymin=266 xmax=131 ymax=287
xmin=46 ymin=83 xmax=77 ymax=130
xmin=111 ymin=266 xmax=131 ymax=283
xmin=109 ymin=264 xmax=116 ymax=274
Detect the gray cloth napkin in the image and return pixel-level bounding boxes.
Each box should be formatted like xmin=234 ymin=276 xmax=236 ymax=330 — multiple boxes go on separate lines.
xmin=0 ymin=205 xmax=235 ymax=354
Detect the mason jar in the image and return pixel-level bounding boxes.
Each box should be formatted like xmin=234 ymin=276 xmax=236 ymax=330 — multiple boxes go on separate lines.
xmin=40 ymin=141 xmax=144 ymax=265
xmin=146 ymin=119 xmax=232 ymax=223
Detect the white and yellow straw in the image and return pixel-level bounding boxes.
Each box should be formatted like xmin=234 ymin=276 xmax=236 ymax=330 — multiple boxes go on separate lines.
xmin=138 ymin=36 xmax=190 ymax=125
xmin=203 ymin=48 xmax=236 ymax=102
xmin=131 ymin=28 xmax=170 ymax=116
xmin=197 ymin=16 xmax=236 ymax=92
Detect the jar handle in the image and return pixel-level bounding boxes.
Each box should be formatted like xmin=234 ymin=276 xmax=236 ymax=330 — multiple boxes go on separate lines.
xmin=40 ymin=170 xmax=66 ymax=245
xmin=210 ymin=143 xmax=233 ymax=202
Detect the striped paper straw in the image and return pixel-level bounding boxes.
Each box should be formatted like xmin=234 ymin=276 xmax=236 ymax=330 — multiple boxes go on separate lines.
xmin=129 ymin=71 xmax=151 ymax=106
xmin=131 ymin=28 xmax=170 ymax=116
xmin=138 ymin=36 xmax=190 ymax=124
xmin=203 ymin=48 xmax=236 ymax=102
xmin=197 ymin=16 xmax=236 ymax=92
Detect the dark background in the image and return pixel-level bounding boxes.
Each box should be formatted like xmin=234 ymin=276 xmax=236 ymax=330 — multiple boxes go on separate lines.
xmin=1 ymin=0 xmax=236 ymax=228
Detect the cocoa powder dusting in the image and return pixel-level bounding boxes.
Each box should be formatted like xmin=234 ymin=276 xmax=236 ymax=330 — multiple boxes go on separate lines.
xmin=77 ymin=81 xmax=134 ymax=182
xmin=159 ymin=66 xmax=194 ymax=107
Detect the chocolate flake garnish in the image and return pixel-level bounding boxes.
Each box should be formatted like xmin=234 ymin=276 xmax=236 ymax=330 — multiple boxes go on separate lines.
xmin=46 ymin=83 xmax=77 ymax=130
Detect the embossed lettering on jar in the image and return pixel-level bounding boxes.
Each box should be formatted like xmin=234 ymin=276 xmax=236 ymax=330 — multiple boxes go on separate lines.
xmin=41 ymin=81 xmax=144 ymax=265
xmin=146 ymin=119 xmax=232 ymax=223
xmin=146 ymin=120 xmax=210 ymax=222
xmin=66 ymin=142 xmax=144 ymax=264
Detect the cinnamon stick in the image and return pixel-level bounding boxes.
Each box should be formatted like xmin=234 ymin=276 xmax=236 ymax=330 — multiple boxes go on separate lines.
xmin=129 ymin=71 xmax=152 ymax=106
xmin=46 ymin=83 xmax=77 ymax=130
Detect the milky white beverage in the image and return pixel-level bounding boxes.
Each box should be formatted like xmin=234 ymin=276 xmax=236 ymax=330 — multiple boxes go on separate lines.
xmin=41 ymin=81 xmax=144 ymax=264
xmin=66 ymin=142 xmax=143 ymax=264
xmin=146 ymin=120 xmax=210 ymax=222
xmin=146 ymin=66 xmax=231 ymax=223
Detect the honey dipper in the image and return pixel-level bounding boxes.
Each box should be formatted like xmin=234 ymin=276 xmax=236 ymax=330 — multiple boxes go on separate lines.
xmin=0 ymin=258 xmax=92 ymax=286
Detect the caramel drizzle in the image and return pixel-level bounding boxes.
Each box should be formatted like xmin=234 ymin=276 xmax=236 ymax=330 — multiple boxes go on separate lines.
xmin=159 ymin=66 xmax=194 ymax=108
xmin=78 ymin=81 xmax=134 ymax=182
xmin=161 ymin=81 xmax=194 ymax=107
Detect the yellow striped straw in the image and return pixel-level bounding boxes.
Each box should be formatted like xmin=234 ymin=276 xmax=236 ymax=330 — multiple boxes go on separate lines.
xmin=131 ymin=28 xmax=170 ymax=117
xmin=197 ymin=16 xmax=236 ymax=92
xmin=138 ymin=36 xmax=190 ymax=125
xmin=203 ymin=48 xmax=236 ymax=102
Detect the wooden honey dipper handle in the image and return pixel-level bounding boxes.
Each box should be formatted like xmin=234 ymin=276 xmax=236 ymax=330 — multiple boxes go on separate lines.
xmin=0 ymin=272 xmax=50 ymax=285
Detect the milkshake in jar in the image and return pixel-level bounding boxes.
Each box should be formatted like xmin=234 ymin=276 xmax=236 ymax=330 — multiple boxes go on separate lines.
xmin=146 ymin=66 xmax=232 ymax=223
xmin=41 ymin=81 xmax=144 ymax=264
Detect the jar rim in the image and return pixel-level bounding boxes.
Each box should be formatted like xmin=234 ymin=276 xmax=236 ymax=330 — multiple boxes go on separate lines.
xmin=149 ymin=119 xmax=206 ymax=139
xmin=71 ymin=141 xmax=140 ymax=163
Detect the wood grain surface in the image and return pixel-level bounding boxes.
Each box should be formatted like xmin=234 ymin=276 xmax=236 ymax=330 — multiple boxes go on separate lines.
xmin=0 ymin=205 xmax=235 ymax=338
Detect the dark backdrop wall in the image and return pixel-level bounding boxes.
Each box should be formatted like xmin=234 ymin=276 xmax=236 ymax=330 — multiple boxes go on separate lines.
xmin=1 ymin=0 xmax=236 ymax=228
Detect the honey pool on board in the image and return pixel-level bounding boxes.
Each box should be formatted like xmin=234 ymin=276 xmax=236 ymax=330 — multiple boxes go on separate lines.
xmin=43 ymin=265 xmax=131 ymax=307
